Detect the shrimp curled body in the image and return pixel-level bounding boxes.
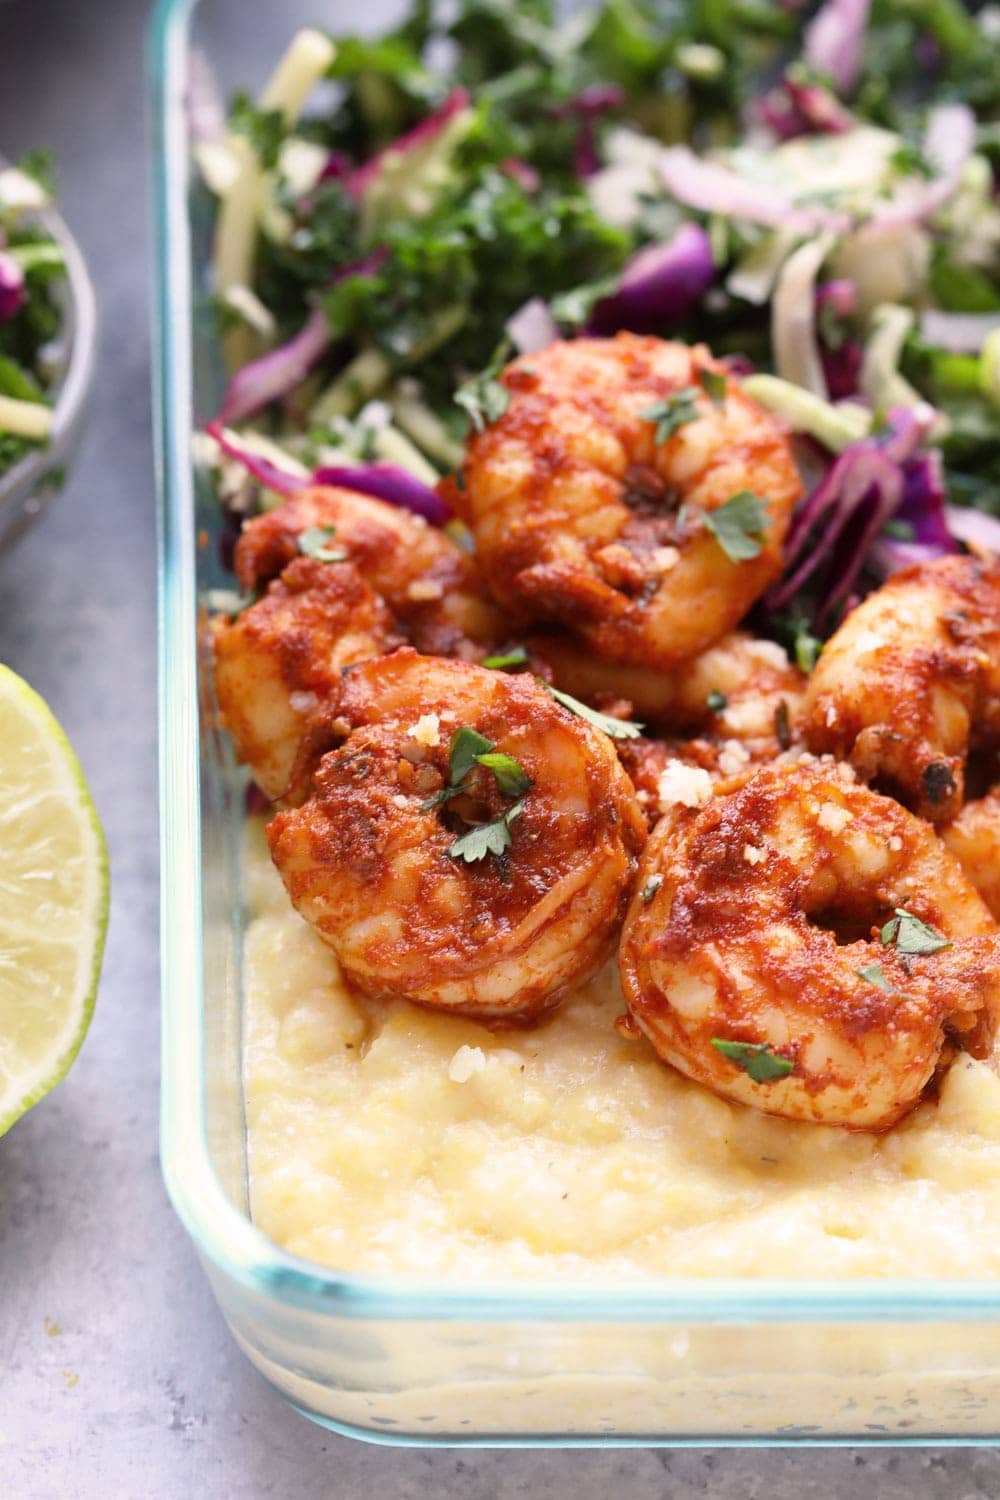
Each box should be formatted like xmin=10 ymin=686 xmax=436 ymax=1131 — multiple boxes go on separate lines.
xmin=458 ymin=334 xmax=802 ymax=669
xmin=213 ymin=558 xmax=399 ymax=801
xmin=620 ymin=761 xmax=999 ymax=1130
xmin=267 ymin=650 xmax=647 ymax=1022
xmin=803 ymin=555 xmax=1000 ymax=821
xmin=235 ymin=484 xmax=503 ymax=658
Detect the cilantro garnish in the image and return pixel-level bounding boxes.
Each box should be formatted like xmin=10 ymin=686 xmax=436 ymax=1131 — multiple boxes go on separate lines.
xmin=424 ymin=726 xmax=531 ymax=812
xmin=298 ymin=525 xmax=348 ymax=563
xmin=482 ymin=646 xmax=529 ymax=671
xmin=855 ymin=963 xmax=892 ymax=992
xmin=711 ymin=1039 xmax=794 ymax=1083
xmin=703 ymin=491 xmax=769 ymax=563
xmin=640 ymin=387 xmax=700 ymax=445
xmin=454 ymin=341 xmax=514 ymax=434
xmin=549 ymin=275 xmax=620 ymax=329
xmin=448 ymin=799 xmax=525 ymax=864
xmin=641 ymin=874 xmax=663 ymax=905
xmin=455 ymin=372 xmax=510 ymax=433
xmin=882 ymin=518 xmax=916 ymax=541
xmin=544 ymin=684 xmax=643 ymax=740
xmin=880 ymin=908 xmax=951 ymax=957
xmin=706 ymin=690 xmax=727 ymax=714
xmin=474 ymin=751 xmax=532 ymax=798
xmin=794 ymin=627 xmax=822 ymax=675
xmin=698 ymin=367 xmax=727 ymax=407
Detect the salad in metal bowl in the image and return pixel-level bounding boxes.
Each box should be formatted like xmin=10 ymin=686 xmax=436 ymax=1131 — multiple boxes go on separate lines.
xmin=0 ymin=151 xmax=95 ymax=547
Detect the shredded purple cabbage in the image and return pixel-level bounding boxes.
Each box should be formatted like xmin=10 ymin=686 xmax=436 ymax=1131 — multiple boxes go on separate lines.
xmin=660 ymin=146 xmax=851 ymax=234
xmin=755 ymin=72 xmax=853 ymax=140
xmin=216 ymin=249 xmax=389 ymax=426
xmin=588 ymin=224 xmax=715 ymax=335
xmin=345 ymin=89 xmax=470 ymax=199
xmin=499 ymin=157 xmax=541 ymax=194
xmin=549 ymin=84 xmax=625 ymax=178
xmin=218 ymin=307 xmax=331 ymax=426
xmin=0 ymin=251 xmax=26 ymax=323
xmin=207 ymin=422 xmax=308 ymax=497
xmin=803 ymin=0 xmax=871 ymax=96
xmin=507 ymin=297 xmax=560 ymax=354
xmin=945 ymin=505 xmax=1000 ymax=558
xmin=312 ymin=462 xmax=451 ymax=526
xmin=766 ymin=408 xmax=943 ymax=624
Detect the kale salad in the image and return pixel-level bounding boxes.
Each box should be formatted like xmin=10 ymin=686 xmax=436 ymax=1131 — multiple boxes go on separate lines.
xmin=192 ymin=0 xmax=1000 ymax=644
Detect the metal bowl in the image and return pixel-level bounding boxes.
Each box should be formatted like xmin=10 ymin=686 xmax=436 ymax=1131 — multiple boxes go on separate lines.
xmin=0 ymin=188 xmax=97 ymax=550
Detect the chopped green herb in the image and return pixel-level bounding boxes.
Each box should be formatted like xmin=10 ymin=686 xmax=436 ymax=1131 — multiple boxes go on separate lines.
xmin=882 ymin=518 xmax=916 ymax=541
xmin=544 ymin=684 xmax=643 ymax=740
xmin=474 ymin=751 xmax=532 ymax=799
xmin=706 ymin=690 xmax=727 ymax=714
xmin=794 ymin=628 xmax=823 ymax=675
xmin=482 ymin=645 xmax=529 ymax=671
xmin=424 ymin=726 xmax=532 ymax=810
xmin=549 ymin=275 xmax=619 ymax=329
xmin=454 ymin=373 xmax=510 ymax=433
xmin=641 ymin=873 xmax=663 ymax=905
xmin=448 ymin=726 xmax=494 ymax=786
xmin=889 ymin=142 xmax=934 ymax=179
xmin=228 ymin=93 xmax=286 ymax=170
xmin=698 ymin=367 xmax=727 ymax=407
xmin=640 ymin=387 xmax=700 ymax=445
xmin=880 ymin=908 xmax=952 ymax=957
xmin=447 ymin=799 xmax=524 ymax=863
xmin=298 ymin=526 xmax=348 ymax=563
xmin=711 ymin=1038 xmax=794 ymax=1084
xmin=703 ymin=491 xmax=769 ymax=563
xmin=855 ymin=962 xmax=892 ymax=992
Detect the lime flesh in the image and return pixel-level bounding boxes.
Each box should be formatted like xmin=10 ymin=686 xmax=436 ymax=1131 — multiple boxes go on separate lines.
xmin=0 ymin=664 xmax=108 ymax=1134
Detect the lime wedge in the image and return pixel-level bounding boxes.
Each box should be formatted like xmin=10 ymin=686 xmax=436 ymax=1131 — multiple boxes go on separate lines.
xmin=0 ymin=664 xmax=108 ymax=1135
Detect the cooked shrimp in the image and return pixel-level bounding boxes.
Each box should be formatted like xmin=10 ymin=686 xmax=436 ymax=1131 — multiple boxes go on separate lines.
xmin=267 ymin=650 xmax=646 ymax=1022
xmin=803 ymin=555 xmax=1000 ymax=822
xmin=943 ymin=787 xmax=1000 ymax=921
xmin=235 ymin=484 xmax=503 ymax=657
xmin=530 ymin=628 xmax=805 ymax=746
xmin=620 ymin=759 xmax=1000 ymax=1130
xmin=457 ymin=334 xmax=802 ymax=668
xmin=213 ymin=557 xmax=399 ymax=801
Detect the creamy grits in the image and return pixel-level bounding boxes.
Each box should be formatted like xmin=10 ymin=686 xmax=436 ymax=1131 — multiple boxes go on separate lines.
xmin=244 ymin=821 xmax=1000 ymax=1280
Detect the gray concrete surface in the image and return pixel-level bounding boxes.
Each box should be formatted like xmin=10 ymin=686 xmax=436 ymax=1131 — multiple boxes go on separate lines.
xmin=1 ymin=1 xmax=998 ymax=1494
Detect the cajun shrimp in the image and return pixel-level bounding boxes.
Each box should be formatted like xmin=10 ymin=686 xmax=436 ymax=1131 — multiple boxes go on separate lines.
xmin=267 ymin=650 xmax=646 ymax=1022
xmin=235 ymin=484 xmax=504 ymax=657
xmin=456 ymin=334 xmax=802 ymax=668
xmin=943 ymin=787 xmax=1000 ymax=922
xmin=803 ymin=554 xmax=1000 ymax=822
xmin=620 ymin=760 xmax=1000 ymax=1130
xmin=212 ymin=557 xmax=399 ymax=802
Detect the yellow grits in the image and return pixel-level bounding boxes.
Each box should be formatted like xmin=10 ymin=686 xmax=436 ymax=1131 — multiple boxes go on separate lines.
xmin=244 ymin=820 xmax=1000 ymax=1280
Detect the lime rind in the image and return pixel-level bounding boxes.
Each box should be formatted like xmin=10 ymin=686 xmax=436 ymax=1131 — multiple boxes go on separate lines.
xmin=0 ymin=664 xmax=109 ymax=1135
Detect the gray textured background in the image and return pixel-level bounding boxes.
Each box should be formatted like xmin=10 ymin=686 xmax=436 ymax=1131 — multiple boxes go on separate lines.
xmin=1 ymin=1 xmax=998 ymax=1493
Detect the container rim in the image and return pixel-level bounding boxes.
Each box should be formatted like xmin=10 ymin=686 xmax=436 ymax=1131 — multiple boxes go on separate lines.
xmin=149 ymin=0 xmax=1000 ymax=1329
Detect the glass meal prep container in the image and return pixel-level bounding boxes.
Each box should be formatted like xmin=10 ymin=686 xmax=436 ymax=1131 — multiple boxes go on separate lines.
xmin=151 ymin=0 xmax=1000 ymax=1445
